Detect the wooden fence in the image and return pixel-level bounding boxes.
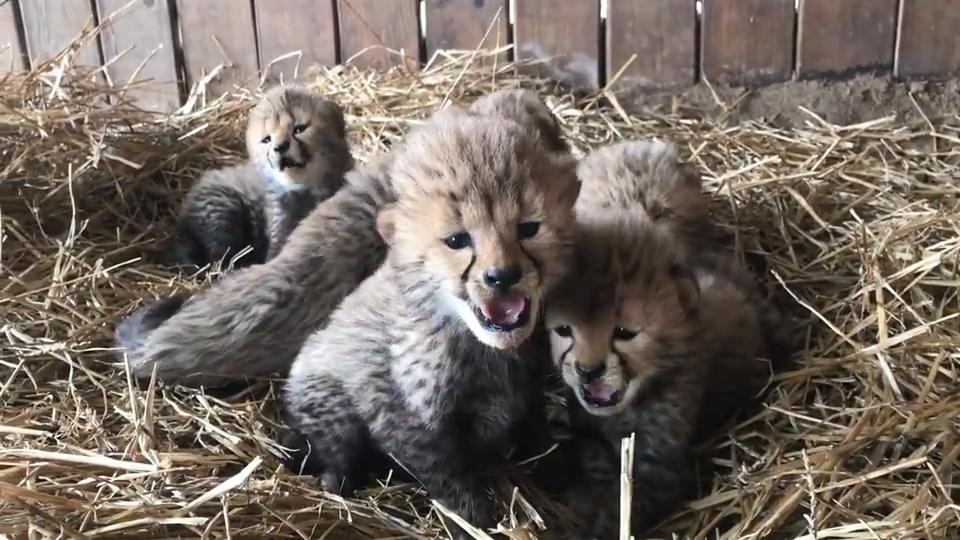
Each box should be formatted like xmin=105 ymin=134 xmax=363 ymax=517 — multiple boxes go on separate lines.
xmin=2 ymin=0 xmax=960 ymax=112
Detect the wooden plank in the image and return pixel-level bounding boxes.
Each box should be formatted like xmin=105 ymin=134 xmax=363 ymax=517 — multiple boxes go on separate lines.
xmin=0 ymin=1 xmax=26 ymax=71
xmin=176 ymin=0 xmax=259 ymax=95
xmin=425 ymin=0 xmax=508 ymax=59
xmin=514 ymin=0 xmax=600 ymax=89
xmin=19 ymin=0 xmax=100 ymax=68
xmin=798 ymin=0 xmax=897 ymax=78
xmin=896 ymin=0 xmax=960 ymax=80
xmin=254 ymin=0 xmax=337 ymax=83
xmin=607 ymin=0 xmax=696 ymax=92
xmin=337 ymin=0 xmax=420 ymax=71
xmin=701 ymin=0 xmax=794 ymax=86
xmin=96 ymin=0 xmax=179 ymax=112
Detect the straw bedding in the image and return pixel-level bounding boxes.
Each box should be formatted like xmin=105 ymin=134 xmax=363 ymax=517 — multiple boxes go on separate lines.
xmin=2 ymin=42 xmax=959 ymax=539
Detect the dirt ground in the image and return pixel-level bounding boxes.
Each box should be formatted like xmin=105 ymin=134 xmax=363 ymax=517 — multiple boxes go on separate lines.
xmin=628 ymin=75 xmax=960 ymax=128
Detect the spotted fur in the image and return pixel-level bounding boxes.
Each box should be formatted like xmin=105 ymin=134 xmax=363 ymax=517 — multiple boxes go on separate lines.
xmin=283 ymin=109 xmax=579 ymax=538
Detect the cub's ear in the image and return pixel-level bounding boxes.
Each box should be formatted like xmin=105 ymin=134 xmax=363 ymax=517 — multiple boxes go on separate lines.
xmin=376 ymin=204 xmax=398 ymax=245
xmin=669 ymin=264 xmax=700 ymax=314
xmin=549 ymin=155 xmax=581 ymax=211
xmin=560 ymin=178 xmax=582 ymax=211
xmin=324 ymin=100 xmax=347 ymax=138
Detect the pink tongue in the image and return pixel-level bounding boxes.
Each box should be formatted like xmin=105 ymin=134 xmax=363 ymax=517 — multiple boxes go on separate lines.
xmin=585 ymin=381 xmax=617 ymax=402
xmin=480 ymin=294 xmax=527 ymax=326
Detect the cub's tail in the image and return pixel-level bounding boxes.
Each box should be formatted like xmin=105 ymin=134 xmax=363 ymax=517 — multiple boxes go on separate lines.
xmin=114 ymin=295 xmax=188 ymax=356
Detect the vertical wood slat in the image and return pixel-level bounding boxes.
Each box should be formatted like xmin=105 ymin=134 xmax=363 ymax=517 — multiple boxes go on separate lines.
xmin=337 ymin=0 xmax=420 ymax=71
xmin=701 ymin=0 xmax=794 ymax=86
xmin=254 ymin=0 xmax=338 ymax=83
xmin=176 ymin=0 xmax=259 ymax=95
xmin=514 ymin=0 xmax=600 ymax=89
xmin=425 ymin=0 xmax=508 ymax=60
xmin=607 ymin=0 xmax=696 ymax=92
xmin=896 ymin=0 xmax=960 ymax=80
xmin=0 ymin=1 xmax=26 ymax=71
xmin=798 ymin=0 xmax=897 ymax=78
xmin=19 ymin=0 xmax=101 ymax=68
xmin=96 ymin=0 xmax=179 ymax=112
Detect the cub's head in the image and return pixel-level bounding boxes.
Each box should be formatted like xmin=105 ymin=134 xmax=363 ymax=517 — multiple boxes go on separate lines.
xmin=468 ymin=89 xmax=568 ymax=153
xmin=378 ymin=109 xmax=580 ymax=350
xmin=246 ymin=85 xmax=353 ymax=197
xmin=546 ymin=219 xmax=700 ymax=416
xmin=577 ymin=140 xmax=705 ymax=242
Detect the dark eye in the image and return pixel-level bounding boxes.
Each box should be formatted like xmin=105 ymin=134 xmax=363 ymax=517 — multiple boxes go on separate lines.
xmin=517 ymin=221 xmax=541 ymax=239
xmin=293 ymin=124 xmax=308 ymax=135
xmin=442 ymin=232 xmax=472 ymax=250
xmin=613 ymin=327 xmax=638 ymax=340
xmin=553 ymin=325 xmax=572 ymax=338
xmin=260 ymin=135 xmax=271 ymax=144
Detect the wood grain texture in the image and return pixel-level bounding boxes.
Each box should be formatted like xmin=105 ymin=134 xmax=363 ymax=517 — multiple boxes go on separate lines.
xmin=514 ymin=0 xmax=600 ymax=89
xmin=176 ymin=0 xmax=259 ymax=95
xmin=798 ymin=0 xmax=897 ymax=78
xmin=896 ymin=0 xmax=960 ymax=80
xmin=425 ymin=0 xmax=508 ymax=59
xmin=701 ymin=0 xmax=794 ymax=86
xmin=96 ymin=0 xmax=179 ymax=112
xmin=337 ymin=0 xmax=419 ymax=71
xmin=254 ymin=0 xmax=337 ymax=83
xmin=607 ymin=0 xmax=696 ymax=92
xmin=0 ymin=1 xmax=26 ymax=71
xmin=19 ymin=0 xmax=100 ymax=67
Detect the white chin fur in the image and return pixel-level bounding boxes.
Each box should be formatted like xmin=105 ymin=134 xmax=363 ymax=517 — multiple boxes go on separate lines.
xmin=262 ymin=164 xmax=300 ymax=190
xmin=442 ymin=293 xmax=516 ymax=349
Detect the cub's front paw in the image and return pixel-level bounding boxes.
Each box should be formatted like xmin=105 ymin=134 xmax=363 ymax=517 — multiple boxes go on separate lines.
xmin=437 ymin=485 xmax=497 ymax=539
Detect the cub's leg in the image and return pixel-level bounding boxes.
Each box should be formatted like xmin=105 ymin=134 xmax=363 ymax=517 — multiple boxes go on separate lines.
xmin=166 ymin=184 xmax=264 ymax=269
xmin=263 ymin=185 xmax=316 ymax=261
xmin=509 ymin=389 xmax=574 ymax=494
xmin=564 ymin=432 xmax=619 ymax=539
xmin=370 ymin=415 xmax=496 ymax=538
xmin=284 ymin=377 xmax=371 ymax=494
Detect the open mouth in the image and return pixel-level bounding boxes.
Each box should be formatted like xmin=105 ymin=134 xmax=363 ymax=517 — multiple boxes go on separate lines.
xmin=472 ymin=292 xmax=531 ymax=332
xmin=579 ymin=381 xmax=625 ymax=409
xmin=277 ymin=157 xmax=305 ymax=171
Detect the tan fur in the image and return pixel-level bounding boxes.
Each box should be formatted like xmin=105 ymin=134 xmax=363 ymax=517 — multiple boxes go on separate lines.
xmin=118 ymin=89 xmax=571 ymax=386
xmin=166 ymin=85 xmax=353 ymax=268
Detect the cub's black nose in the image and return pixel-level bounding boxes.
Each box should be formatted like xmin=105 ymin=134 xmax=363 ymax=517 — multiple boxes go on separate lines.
xmin=575 ymin=362 xmax=606 ymax=382
xmin=273 ymin=140 xmax=290 ymax=154
xmin=483 ymin=266 xmax=521 ymax=291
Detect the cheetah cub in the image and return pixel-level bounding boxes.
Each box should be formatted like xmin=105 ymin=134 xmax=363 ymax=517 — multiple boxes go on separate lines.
xmin=547 ymin=219 xmax=788 ymax=536
xmin=283 ymin=108 xmax=580 ymax=536
xmin=116 ymin=89 xmax=569 ymax=387
xmin=544 ymin=140 xmax=790 ymax=536
xmin=166 ymin=85 xmax=353 ymax=269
